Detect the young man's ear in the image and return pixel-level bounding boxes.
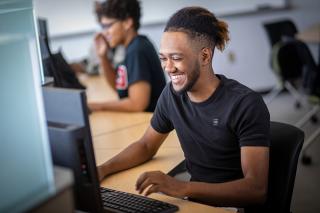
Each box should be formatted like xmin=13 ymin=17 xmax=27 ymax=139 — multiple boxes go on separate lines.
xmin=123 ymin=17 xmax=134 ymax=31
xmin=200 ymin=47 xmax=213 ymax=66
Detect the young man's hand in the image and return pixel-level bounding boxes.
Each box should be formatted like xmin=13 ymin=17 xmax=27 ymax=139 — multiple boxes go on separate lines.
xmin=135 ymin=171 xmax=188 ymax=198
xmin=94 ymin=33 xmax=109 ymax=58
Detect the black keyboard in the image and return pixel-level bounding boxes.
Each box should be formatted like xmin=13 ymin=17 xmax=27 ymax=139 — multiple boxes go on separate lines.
xmin=100 ymin=187 xmax=179 ymax=213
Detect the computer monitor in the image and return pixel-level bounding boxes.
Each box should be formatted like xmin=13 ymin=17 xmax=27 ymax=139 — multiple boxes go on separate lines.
xmin=0 ymin=0 xmax=55 ymax=212
xmin=36 ymin=18 xmax=85 ymax=89
xmin=36 ymin=17 xmax=57 ymax=86
xmin=42 ymin=87 xmax=103 ymax=212
xmin=37 ymin=18 xmax=51 ymax=61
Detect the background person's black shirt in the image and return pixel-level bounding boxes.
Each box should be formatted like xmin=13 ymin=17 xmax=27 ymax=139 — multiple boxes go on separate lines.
xmin=115 ymin=35 xmax=166 ymax=112
xmin=151 ymin=74 xmax=270 ymax=183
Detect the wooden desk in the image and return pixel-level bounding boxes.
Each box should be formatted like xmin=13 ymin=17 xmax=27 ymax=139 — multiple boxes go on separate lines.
xmin=297 ymin=23 xmax=320 ymax=63
xmin=297 ymin=23 xmax=320 ymax=43
xmin=93 ymin=122 xmax=181 ymax=149
xmin=81 ymin=74 xmax=153 ymax=136
xmin=90 ymin=111 xmax=152 ymax=137
xmin=79 ymin=74 xmax=118 ymax=102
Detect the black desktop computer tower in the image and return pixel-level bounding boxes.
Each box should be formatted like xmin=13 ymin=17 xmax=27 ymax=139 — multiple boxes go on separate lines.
xmin=42 ymin=87 xmax=104 ymax=213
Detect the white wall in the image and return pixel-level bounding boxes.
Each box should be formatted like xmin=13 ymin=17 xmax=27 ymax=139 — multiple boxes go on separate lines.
xmin=36 ymin=0 xmax=320 ymax=91
xmin=139 ymin=0 xmax=320 ymax=91
xmin=139 ymin=0 xmax=287 ymax=24
xmin=34 ymin=0 xmax=98 ymax=36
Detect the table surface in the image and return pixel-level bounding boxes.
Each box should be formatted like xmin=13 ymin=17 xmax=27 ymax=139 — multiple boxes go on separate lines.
xmin=90 ymin=111 xmax=152 ymax=137
xmin=297 ymin=23 xmax=320 ymax=43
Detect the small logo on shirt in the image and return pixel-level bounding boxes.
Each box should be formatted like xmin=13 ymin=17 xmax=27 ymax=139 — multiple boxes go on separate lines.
xmin=116 ymin=65 xmax=128 ymax=90
xmin=212 ymin=118 xmax=219 ymax=126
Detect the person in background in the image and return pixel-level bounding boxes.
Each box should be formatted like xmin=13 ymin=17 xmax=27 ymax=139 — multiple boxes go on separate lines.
xmin=97 ymin=6 xmax=270 ymax=212
xmin=70 ymin=2 xmax=124 ymax=76
xmin=88 ymin=0 xmax=166 ymax=112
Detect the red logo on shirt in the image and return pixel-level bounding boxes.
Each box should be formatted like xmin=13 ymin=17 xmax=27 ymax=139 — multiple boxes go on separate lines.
xmin=116 ymin=65 xmax=128 ymax=90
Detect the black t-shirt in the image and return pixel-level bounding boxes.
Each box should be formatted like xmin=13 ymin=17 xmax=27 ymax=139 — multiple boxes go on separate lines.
xmin=151 ymin=74 xmax=270 ymax=183
xmin=115 ymin=35 xmax=166 ymax=112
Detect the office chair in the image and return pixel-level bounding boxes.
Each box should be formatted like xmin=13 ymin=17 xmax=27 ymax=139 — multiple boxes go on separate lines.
xmin=263 ymin=20 xmax=319 ymax=165
xmin=264 ymin=19 xmax=298 ymax=47
xmin=263 ymin=19 xmax=302 ymax=106
xmin=272 ymin=39 xmax=320 ymax=165
xmin=262 ymin=121 xmax=304 ymax=213
xmin=168 ymin=121 xmax=304 ymax=213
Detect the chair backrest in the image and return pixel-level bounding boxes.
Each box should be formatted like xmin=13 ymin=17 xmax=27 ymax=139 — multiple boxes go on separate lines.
xmin=275 ymin=40 xmax=305 ymax=81
xmin=264 ymin=19 xmax=301 ymax=84
xmin=264 ymin=19 xmax=298 ymax=46
xmin=266 ymin=121 xmax=304 ymax=212
xmin=293 ymin=41 xmax=320 ymax=96
xmin=272 ymin=39 xmax=318 ymax=86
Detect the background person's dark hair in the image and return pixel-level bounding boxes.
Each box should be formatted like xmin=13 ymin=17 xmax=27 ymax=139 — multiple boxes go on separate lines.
xmin=164 ymin=7 xmax=229 ymax=52
xmin=96 ymin=0 xmax=141 ymax=30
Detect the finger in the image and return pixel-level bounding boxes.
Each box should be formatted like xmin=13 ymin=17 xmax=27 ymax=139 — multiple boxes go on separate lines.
xmin=101 ymin=35 xmax=108 ymax=43
xmin=136 ymin=171 xmax=161 ymax=191
xmin=94 ymin=33 xmax=103 ymax=42
xmin=145 ymin=184 xmax=160 ymax=196
xmin=138 ymin=177 xmax=154 ymax=194
xmin=136 ymin=172 xmax=148 ymax=190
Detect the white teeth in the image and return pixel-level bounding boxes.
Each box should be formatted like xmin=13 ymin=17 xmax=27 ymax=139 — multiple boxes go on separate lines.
xmin=171 ymin=74 xmax=184 ymax=83
xmin=171 ymin=75 xmax=183 ymax=80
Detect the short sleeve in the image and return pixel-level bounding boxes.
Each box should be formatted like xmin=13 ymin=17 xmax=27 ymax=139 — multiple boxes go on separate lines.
xmin=126 ymin=49 xmax=151 ymax=85
xmin=151 ymin=86 xmax=174 ymax=134
xmin=231 ymin=93 xmax=270 ymax=147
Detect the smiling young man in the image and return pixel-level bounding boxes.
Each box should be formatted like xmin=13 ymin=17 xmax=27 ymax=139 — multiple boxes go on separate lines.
xmin=88 ymin=0 xmax=166 ymax=112
xmin=97 ymin=7 xmax=270 ymax=211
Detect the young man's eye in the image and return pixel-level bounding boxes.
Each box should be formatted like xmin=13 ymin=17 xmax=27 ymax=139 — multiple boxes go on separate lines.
xmin=172 ymin=57 xmax=182 ymax=61
xmin=159 ymin=57 xmax=167 ymax=62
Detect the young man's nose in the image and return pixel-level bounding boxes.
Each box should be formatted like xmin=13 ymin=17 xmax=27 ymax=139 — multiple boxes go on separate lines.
xmin=164 ymin=60 xmax=176 ymax=73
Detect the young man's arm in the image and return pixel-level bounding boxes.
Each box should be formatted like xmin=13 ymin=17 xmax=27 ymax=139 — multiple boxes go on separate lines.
xmin=88 ymin=80 xmax=151 ymax=112
xmin=99 ymin=55 xmax=117 ymax=90
xmin=136 ymin=146 xmax=269 ymax=207
xmin=97 ymin=126 xmax=168 ymax=181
